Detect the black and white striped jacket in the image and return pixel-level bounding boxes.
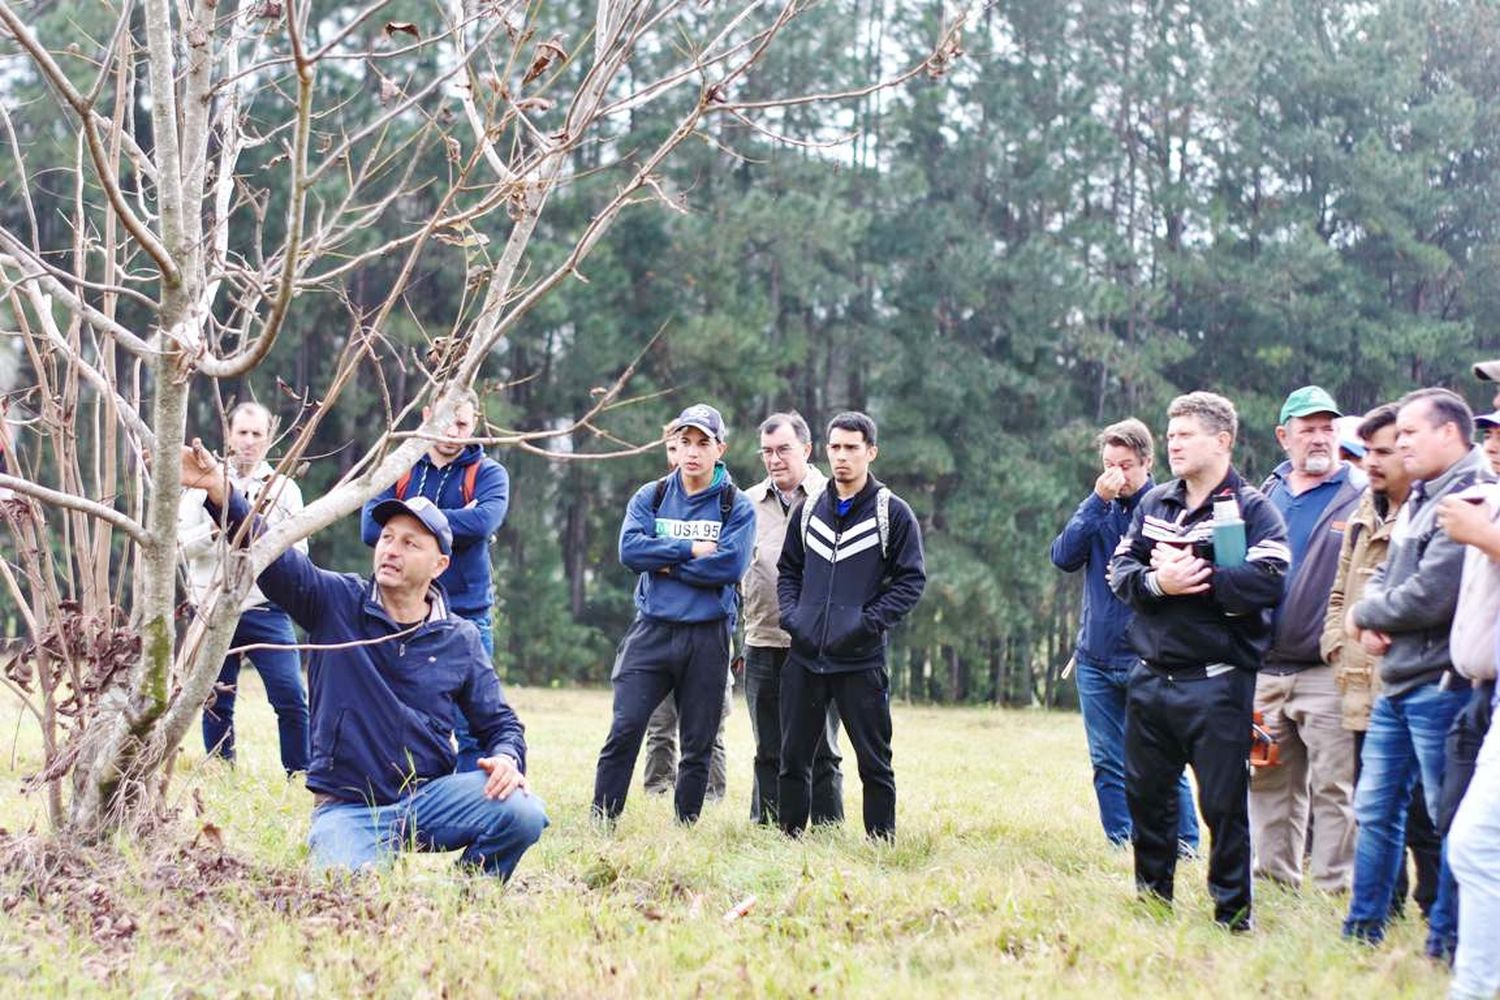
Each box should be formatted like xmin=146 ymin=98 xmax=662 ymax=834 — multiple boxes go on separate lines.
xmin=777 ymin=476 xmax=927 ymax=674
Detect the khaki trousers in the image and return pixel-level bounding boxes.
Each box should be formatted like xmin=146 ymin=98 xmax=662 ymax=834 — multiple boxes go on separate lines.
xmin=1250 ymin=665 xmax=1357 ymax=891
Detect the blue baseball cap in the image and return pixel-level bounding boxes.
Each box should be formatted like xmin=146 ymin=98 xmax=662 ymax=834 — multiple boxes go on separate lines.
xmin=670 ymin=403 xmax=726 ymax=442
xmin=370 ymin=495 xmax=453 ymax=555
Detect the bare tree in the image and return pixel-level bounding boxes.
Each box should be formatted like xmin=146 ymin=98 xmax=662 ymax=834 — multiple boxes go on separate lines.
xmin=0 ymin=0 xmax=964 ymax=837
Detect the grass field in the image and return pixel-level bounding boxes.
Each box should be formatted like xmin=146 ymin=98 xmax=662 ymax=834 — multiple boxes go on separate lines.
xmin=0 ymin=678 xmax=1451 ymax=998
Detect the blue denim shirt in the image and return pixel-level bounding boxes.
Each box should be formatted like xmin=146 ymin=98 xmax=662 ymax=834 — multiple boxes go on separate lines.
xmin=1050 ymin=480 xmax=1152 ymax=668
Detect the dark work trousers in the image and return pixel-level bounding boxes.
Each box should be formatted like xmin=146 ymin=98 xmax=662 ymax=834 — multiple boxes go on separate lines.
xmin=1354 ymin=729 xmax=1442 ymax=920
xmin=779 ymin=661 xmax=893 ymax=839
xmin=202 ymin=605 xmax=310 ymax=775
xmin=1125 ymin=663 xmax=1255 ymax=928
xmin=592 ymin=616 xmax=731 ymax=824
xmin=744 ymin=645 xmax=844 ymax=825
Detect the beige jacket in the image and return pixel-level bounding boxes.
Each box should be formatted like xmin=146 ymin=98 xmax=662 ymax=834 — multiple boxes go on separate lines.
xmin=178 ymin=461 xmax=306 ymax=612
xmin=1320 ymin=488 xmax=1398 ymax=731
xmin=741 ymin=467 xmax=827 ymax=648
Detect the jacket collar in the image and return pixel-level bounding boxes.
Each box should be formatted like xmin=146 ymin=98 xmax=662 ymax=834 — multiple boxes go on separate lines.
xmin=364 ymin=579 xmax=451 ymax=628
xmin=822 ymin=474 xmax=882 ymax=517
xmin=1412 ymin=446 xmax=1488 ymax=510
xmin=1165 ymin=466 xmax=1244 ymax=513
xmin=747 ymin=465 xmax=828 ymax=504
xmin=230 ymin=460 xmax=277 ymax=488
xmin=1266 ymin=458 xmax=1358 ymax=495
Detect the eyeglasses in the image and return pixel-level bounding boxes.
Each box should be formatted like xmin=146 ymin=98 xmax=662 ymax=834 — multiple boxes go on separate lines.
xmin=760 ymin=444 xmax=798 ymax=460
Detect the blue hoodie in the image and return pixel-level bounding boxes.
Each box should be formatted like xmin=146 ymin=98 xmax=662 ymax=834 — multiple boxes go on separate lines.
xmin=212 ymin=490 xmax=527 ymax=807
xmin=619 ymin=466 xmax=755 ymax=623
xmin=1050 ymin=480 xmax=1153 ymax=668
xmin=361 ymin=444 xmax=509 ymax=617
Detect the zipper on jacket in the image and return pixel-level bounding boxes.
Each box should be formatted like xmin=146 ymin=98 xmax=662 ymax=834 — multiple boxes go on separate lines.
xmin=817 ymin=496 xmax=843 ymax=658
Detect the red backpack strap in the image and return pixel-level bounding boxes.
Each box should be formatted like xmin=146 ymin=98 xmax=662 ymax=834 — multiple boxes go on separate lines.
xmin=394 ymin=470 xmax=413 ymax=500
xmin=463 ymin=461 xmax=480 ymax=505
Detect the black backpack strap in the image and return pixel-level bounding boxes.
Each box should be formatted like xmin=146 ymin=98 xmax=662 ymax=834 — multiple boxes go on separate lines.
xmin=719 ymin=483 xmax=736 ymax=520
xmin=651 ymin=476 xmax=669 ymax=513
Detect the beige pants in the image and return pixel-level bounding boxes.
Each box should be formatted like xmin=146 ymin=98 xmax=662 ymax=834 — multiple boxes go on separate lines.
xmin=1249 ymin=665 xmax=1357 ymax=891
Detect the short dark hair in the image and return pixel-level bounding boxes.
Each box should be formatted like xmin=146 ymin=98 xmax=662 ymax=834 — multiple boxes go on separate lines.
xmin=1096 ymin=418 xmax=1153 ymax=462
xmin=1399 ymin=387 xmax=1474 ymax=440
xmin=1356 ymin=403 xmax=1399 ymax=442
xmin=759 ymin=411 xmax=812 ymax=445
xmin=827 ymin=411 xmax=877 ymax=446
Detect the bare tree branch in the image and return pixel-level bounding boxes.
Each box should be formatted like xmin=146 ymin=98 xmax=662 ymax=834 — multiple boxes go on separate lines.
xmin=0 ymin=1 xmax=180 ymax=285
xmin=0 ymin=476 xmax=147 ymax=544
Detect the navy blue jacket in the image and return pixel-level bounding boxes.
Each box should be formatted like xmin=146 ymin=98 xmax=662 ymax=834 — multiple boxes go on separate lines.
xmin=777 ymin=476 xmax=926 ymax=674
xmin=361 ymin=444 xmax=509 ymax=617
xmin=212 ymin=490 xmax=527 ymax=806
xmin=619 ymin=466 xmax=756 ymax=624
xmin=1050 ymin=480 xmax=1154 ymax=668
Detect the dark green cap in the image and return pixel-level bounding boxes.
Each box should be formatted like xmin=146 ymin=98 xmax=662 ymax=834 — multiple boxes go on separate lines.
xmin=1279 ymin=385 xmax=1341 ymax=425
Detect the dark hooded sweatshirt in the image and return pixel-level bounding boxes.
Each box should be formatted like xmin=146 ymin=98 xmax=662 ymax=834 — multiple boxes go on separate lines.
xmin=777 ymin=476 xmax=926 ymax=674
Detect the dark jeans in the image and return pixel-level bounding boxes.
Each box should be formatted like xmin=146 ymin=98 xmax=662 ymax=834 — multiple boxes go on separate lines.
xmin=779 ymin=662 xmax=892 ymax=839
xmin=593 ymin=617 xmax=731 ymax=824
xmin=202 ymin=605 xmax=310 ymax=774
xmin=451 ymin=612 xmax=495 ymax=773
xmin=1439 ymin=681 xmax=1495 ymax=834
xmin=1076 ymin=657 xmax=1200 ymax=849
xmin=1125 ymin=663 xmax=1256 ymax=928
xmin=1354 ymin=729 xmax=1442 ymax=919
xmin=745 ymin=645 xmax=843 ymax=825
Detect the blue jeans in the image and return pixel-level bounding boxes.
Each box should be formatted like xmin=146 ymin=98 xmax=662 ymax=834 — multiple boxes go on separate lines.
xmin=1077 ymin=657 xmax=1199 ymax=849
xmin=452 ymin=613 xmax=495 ymax=773
xmin=1344 ymin=683 xmax=1467 ymax=956
xmin=202 ymin=605 xmax=310 ymax=774
xmin=307 ymin=770 xmax=548 ymax=880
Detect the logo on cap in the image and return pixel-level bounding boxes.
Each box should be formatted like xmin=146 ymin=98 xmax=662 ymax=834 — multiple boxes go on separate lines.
xmin=371 ymin=495 xmax=454 ymax=554
xmin=671 ymin=403 xmax=725 ymax=441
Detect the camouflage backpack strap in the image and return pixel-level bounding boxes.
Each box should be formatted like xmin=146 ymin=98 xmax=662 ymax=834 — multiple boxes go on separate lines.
xmin=800 ymin=479 xmax=828 ymax=546
xmin=876 ymin=487 xmax=891 ymax=558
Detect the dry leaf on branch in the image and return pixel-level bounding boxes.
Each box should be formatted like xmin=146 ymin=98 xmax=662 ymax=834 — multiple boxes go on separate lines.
xmin=384 ymin=21 xmax=420 ymax=40
xmin=522 ymin=35 xmax=566 ymax=85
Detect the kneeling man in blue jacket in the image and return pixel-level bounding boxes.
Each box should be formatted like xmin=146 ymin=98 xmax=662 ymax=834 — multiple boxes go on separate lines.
xmin=181 ymin=442 xmax=547 ymax=879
